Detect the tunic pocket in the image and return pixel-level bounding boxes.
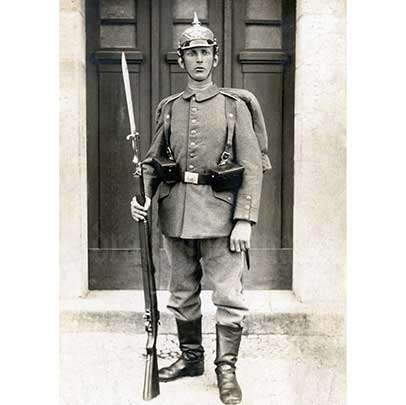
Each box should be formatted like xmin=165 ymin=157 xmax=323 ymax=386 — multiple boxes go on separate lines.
xmin=212 ymin=189 xmax=235 ymax=206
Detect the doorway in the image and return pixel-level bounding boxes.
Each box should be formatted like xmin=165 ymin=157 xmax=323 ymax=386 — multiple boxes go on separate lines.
xmin=86 ymin=0 xmax=295 ymax=290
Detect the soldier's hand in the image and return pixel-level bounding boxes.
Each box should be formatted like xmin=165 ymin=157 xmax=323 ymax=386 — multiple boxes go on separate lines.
xmin=130 ymin=196 xmax=151 ymax=221
xmin=230 ymin=220 xmax=252 ymax=252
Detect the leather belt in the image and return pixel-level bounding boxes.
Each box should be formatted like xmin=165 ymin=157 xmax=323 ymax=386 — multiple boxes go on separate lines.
xmin=181 ymin=170 xmax=213 ymax=185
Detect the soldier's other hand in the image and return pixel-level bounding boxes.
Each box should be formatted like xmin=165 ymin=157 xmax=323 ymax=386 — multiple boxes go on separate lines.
xmin=230 ymin=220 xmax=252 ymax=252
xmin=130 ymin=196 xmax=151 ymax=221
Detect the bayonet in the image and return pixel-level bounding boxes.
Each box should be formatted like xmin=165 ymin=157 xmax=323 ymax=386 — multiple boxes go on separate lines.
xmin=122 ymin=52 xmax=137 ymax=136
xmin=121 ymin=52 xmax=140 ymax=167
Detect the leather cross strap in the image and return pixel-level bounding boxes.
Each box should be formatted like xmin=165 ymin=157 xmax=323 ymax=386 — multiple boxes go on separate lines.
xmin=163 ymin=101 xmax=175 ymax=160
xmin=219 ymin=97 xmax=237 ymax=164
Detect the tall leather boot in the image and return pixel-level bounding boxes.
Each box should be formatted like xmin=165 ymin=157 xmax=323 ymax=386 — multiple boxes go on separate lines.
xmin=215 ymin=324 xmax=243 ymax=404
xmin=158 ymin=317 xmax=204 ymax=382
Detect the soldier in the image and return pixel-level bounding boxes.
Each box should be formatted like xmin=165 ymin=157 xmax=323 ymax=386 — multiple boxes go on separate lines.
xmin=131 ymin=13 xmax=267 ymax=405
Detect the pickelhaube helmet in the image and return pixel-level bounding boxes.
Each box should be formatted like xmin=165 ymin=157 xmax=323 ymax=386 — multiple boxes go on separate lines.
xmin=177 ymin=12 xmax=218 ymax=56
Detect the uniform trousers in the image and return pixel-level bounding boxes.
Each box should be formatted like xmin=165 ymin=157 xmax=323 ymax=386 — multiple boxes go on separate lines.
xmin=163 ymin=236 xmax=249 ymax=328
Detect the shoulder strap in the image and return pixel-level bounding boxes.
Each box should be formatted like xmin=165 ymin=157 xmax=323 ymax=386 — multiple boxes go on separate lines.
xmin=220 ymin=89 xmax=240 ymax=102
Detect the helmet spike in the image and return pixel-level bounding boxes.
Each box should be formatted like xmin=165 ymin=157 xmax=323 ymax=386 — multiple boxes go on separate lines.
xmin=192 ymin=12 xmax=201 ymax=26
xmin=177 ymin=12 xmax=217 ymax=55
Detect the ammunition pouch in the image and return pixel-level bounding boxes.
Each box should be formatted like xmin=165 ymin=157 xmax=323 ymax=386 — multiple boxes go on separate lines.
xmin=210 ymin=163 xmax=244 ymax=192
xmin=151 ymin=157 xmax=180 ymax=184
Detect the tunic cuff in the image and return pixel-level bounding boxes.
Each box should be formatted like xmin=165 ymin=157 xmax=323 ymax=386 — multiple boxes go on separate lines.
xmin=233 ymin=193 xmax=259 ymax=224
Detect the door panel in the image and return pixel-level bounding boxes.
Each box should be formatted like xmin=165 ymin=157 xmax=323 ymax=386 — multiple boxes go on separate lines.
xmin=244 ymin=68 xmax=283 ymax=248
xmin=86 ymin=0 xmax=295 ymax=290
xmin=98 ymin=68 xmax=140 ymax=250
xmin=87 ymin=0 xmax=151 ymax=289
xmin=230 ymin=0 xmax=294 ymax=289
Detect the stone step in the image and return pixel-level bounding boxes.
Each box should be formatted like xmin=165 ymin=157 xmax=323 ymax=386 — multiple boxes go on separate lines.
xmin=61 ymin=290 xmax=344 ymax=336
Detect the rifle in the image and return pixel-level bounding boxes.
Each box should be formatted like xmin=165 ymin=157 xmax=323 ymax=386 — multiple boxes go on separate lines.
xmin=121 ymin=52 xmax=160 ymax=401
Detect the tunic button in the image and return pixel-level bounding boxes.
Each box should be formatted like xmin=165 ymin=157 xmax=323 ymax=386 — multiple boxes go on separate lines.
xmin=166 ymin=114 xmax=170 ymax=120
xmin=191 ymin=119 xmax=197 ymax=124
xmin=245 ymin=205 xmax=250 ymax=210
xmin=190 ymin=130 xmax=196 ymax=135
xmin=190 ymin=142 xmax=196 ymax=147
xmin=191 ymin=107 xmax=197 ymax=112
xmin=246 ymin=196 xmax=252 ymax=200
xmin=229 ymin=113 xmax=233 ymax=118
xmin=190 ymin=153 xmax=195 ymax=158
xmin=189 ymin=164 xmax=194 ymax=169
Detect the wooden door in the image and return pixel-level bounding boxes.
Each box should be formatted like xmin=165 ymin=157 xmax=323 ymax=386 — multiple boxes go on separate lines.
xmin=86 ymin=0 xmax=295 ymax=290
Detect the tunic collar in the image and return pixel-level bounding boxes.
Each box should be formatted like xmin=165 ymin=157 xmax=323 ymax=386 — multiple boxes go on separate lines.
xmin=182 ymin=83 xmax=220 ymax=102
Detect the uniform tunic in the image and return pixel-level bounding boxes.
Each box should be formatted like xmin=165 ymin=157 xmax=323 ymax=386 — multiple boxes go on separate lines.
xmin=143 ymin=84 xmax=263 ymax=239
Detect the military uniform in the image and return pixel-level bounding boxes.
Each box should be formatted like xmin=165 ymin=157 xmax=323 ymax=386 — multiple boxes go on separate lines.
xmin=142 ymin=83 xmax=263 ymax=327
xmin=138 ymin=13 xmax=267 ymax=404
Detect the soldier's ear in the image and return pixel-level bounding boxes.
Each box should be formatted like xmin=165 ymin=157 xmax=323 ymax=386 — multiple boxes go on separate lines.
xmin=213 ymin=54 xmax=219 ymax=68
xmin=178 ymin=57 xmax=185 ymax=70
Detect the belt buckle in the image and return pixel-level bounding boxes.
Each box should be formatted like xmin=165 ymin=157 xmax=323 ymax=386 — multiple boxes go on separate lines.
xmin=184 ymin=171 xmax=199 ymax=184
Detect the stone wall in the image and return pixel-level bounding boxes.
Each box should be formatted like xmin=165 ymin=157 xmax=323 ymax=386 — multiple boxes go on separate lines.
xmin=293 ymin=0 xmax=346 ymax=304
xmin=60 ymin=0 xmax=88 ymax=298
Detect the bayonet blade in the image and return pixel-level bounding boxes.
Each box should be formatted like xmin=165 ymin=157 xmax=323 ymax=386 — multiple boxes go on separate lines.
xmin=121 ymin=52 xmax=136 ymax=135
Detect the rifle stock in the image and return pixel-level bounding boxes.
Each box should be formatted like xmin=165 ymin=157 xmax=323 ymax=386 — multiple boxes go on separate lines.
xmin=143 ymin=348 xmax=159 ymax=400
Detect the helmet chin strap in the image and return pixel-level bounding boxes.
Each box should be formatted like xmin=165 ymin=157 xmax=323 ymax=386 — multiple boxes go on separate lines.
xmin=207 ymin=60 xmax=216 ymax=78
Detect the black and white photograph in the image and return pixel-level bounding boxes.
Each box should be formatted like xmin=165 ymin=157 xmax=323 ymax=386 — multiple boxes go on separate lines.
xmin=6 ymin=1 xmax=406 ymax=405
xmin=58 ymin=1 xmax=345 ymax=404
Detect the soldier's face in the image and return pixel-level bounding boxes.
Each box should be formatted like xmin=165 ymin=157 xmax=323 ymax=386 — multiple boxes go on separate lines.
xmin=179 ymin=47 xmax=218 ymax=81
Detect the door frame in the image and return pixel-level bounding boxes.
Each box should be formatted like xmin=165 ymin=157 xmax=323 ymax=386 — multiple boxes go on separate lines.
xmin=60 ymin=0 xmax=346 ymax=304
xmin=84 ymin=0 xmax=296 ymax=290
